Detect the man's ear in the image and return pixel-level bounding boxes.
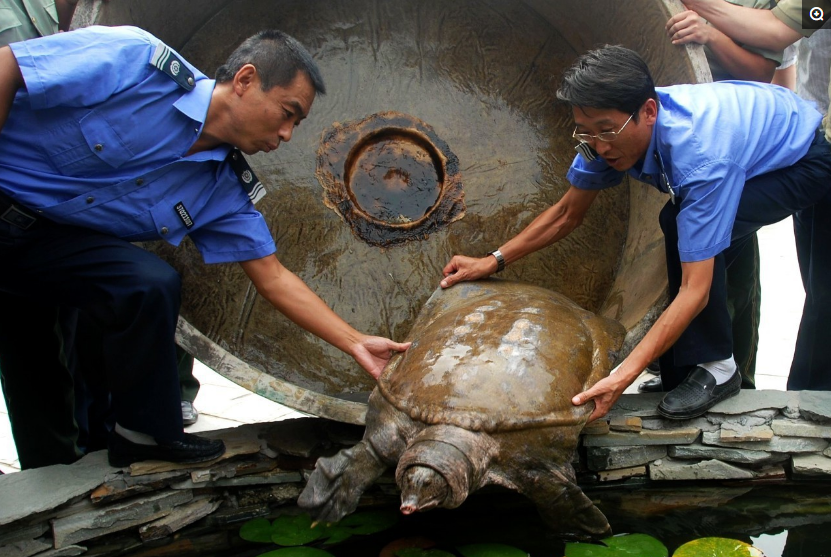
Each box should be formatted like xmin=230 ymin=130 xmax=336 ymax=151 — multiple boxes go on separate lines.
xmin=233 ymin=64 xmax=258 ymax=96
xmin=643 ymin=98 xmax=658 ymax=125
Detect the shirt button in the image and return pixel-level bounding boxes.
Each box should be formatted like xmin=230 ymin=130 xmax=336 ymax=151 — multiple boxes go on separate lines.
xmin=187 ymin=76 xmax=195 ymax=86
xmin=86 ymin=196 xmax=94 ymax=204
xmin=31 ymin=17 xmax=37 ymax=24
xmin=161 ymin=227 xmax=169 ymax=235
xmin=136 ymin=178 xmax=145 ymax=186
xmin=94 ymin=144 xmax=104 ymax=152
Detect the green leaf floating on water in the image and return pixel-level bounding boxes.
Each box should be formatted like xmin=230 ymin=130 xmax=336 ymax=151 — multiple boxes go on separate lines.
xmin=239 ymin=517 xmax=273 ymax=543
xmin=565 ymin=533 xmax=668 ymax=557
xmin=457 ymin=543 xmax=530 ymax=557
xmin=672 ymin=537 xmax=765 ymax=557
xmin=396 ymin=549 xmax=457 ymax=557
xmin=270 ymin=514 xmax=325 ymax=546
xmin=256 ymin=548 xmax=336 ymax=557
xmin=337 ymin=509 xmax=400 ymax=535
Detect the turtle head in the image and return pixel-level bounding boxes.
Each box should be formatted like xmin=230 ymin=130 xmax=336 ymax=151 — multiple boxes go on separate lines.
xmin=399 ymin=465 xmax=450 ymax=514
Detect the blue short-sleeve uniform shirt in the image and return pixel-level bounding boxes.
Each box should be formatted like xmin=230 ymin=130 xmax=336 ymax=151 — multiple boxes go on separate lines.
xmin=567 ymin=82 xmax=823 ymax=262
xmin=0 ymin=25 xmax=276 ymax=264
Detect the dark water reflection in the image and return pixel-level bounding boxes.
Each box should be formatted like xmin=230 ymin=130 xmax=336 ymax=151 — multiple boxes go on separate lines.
xmin=311 ymin=482 xmax=831 ymax=557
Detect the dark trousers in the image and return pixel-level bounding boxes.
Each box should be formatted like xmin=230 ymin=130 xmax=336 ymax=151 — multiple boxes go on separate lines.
xmin=659 ymin=131 xmax=831 ymax=391
xmin=0 ymin=219 xmax=185 ymax=457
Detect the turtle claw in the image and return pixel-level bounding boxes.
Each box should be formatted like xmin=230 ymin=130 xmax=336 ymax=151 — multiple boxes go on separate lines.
xmin=298 ymin=441 xmax=388 ymax=524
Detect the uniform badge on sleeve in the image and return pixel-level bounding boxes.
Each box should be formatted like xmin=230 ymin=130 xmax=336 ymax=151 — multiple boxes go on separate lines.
xmin=228 ymin=149 xmax=267 ymax=204
xmin=174 ymin=202 xmax=195 ymax=229
xmin=150 ymin=43 xmax=196 ymax=91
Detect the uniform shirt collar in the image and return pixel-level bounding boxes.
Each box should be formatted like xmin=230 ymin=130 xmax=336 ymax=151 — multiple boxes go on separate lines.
xmin=174 ymin=79 xmax=232 ymax=162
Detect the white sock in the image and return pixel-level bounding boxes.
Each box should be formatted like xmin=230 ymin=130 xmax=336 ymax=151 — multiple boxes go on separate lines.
xmin=700 ymin=357 xmax=737 ymax=385
xmin=115 ymin=423 xmax=158 ymax=446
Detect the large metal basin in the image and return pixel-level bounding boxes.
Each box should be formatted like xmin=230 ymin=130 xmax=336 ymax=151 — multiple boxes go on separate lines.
xmin=75 ymin=0 xmax=709 ymax=423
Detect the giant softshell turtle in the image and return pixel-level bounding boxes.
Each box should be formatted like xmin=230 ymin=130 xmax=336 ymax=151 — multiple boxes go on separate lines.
xmin=299 ymin=280 xmax=626 ymax=537
xmin=75 ymin=0 xmax=710 ymax=422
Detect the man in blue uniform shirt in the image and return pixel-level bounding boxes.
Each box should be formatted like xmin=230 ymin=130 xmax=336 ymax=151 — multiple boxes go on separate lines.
xmin=441 ymin=45 xmax=831 ymax=420
xmin=0 ymin=25 xmax=411 ymax=467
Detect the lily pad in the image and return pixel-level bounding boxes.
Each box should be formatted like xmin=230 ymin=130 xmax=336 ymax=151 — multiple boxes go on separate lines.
xmin=337 ymin=509 xmax=400 ymax=535
xmin=457 ymin=543 xmax=529 ymax=557
xmin=271 ymin=514 xmax=326 ymax=546
xmin=565 ymin=533 xmax=668 ymax=557
xmin=240 ymin=518 xmax=274 ymax=543
xmin=672 ymin=537 xmax=765 ymax=557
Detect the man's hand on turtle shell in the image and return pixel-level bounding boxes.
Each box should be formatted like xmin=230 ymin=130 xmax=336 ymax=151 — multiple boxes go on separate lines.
xmin=572 ymin=373 xmax=628 ymax=422
xmin=353 ymin=336 xmax=412 ymax=380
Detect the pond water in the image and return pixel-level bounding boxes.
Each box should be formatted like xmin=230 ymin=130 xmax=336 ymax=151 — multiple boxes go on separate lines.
xmin=222 ymin=482 xmax=831 ymax=557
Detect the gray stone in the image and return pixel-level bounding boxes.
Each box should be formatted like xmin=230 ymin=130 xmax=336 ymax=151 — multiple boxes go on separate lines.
xmin=51 ymin=489 xmax=192 ymax=548
xmin=172 ymin=468 xmax=302 ymax=489
xmin=825 ymin=447 xmax=831 ymax=458
xmin=707 ymin=409 xmax=778 ymax=426
xmin=798 ymin=392 xmax=831 ymax=423
xmin=586 ymin=445 xmax=667 ymax=471
xmin=607 ymin=393 xmax=664 ymax=419
xmin=705 ymin=390 xmax=795 ymax=415
xmin=772 ymin=418 xmax=831 ymax=439
xmin=582 ymin=420 xmax=610 ymax=435
xmin=139 ymin=497 xmax=221 ymax=541
xmin=1 ymin=537 xmax=51 ymax=557
xmin=0 ymin=451 xmax=116 ymax=527
xmin=641 ymin=417 xmax=719 ymax=432
xmin=668 ymin=443 xmax=788 ymax=465
xmin=719 ymin=422 xmax=774 ymax=442
xmin=583 ymin=428 xmax=700 ymax=447
xmin=649 ymin=458 xmax=754 ymax=481
xmin=0 ymin=523 xmax=49 ymax=546
xmin=702 ymin=431 xmax=829 ymax=453
xmin=609 ymin=417 xmax=642 ymax=433
xmin=791 ymin=454 xmax=831 ymax=477
xmin=598 ymin=466 xmax=647 ymax=482
xmin=782 ymin=404 xmax=802 ymax=420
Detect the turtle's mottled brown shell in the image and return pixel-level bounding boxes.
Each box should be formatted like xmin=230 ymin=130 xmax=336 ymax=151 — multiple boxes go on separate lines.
xmin=378 ymin=280 xmax=625 ymax=433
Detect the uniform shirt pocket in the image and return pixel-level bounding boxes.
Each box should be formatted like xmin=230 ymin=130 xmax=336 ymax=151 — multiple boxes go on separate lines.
xmin=46 ymin=111 xmax=134 ymax=177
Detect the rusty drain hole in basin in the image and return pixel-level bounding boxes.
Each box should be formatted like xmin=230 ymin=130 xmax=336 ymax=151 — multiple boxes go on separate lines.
xmin=317 ymin=111 xmax=465 ymax=247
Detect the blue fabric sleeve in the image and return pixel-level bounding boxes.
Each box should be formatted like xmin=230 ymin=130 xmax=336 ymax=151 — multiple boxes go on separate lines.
xmin=566 ymin=153 xmax=625 ymax=190
xmin=190 ymin=210 xmax=277 ymax=264
xmin=10 ymin=26 xmax=160 ymax=110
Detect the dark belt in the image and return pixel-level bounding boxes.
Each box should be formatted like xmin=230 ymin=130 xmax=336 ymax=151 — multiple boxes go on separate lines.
xmin=0 ymin=192 xmax=39 ymax=230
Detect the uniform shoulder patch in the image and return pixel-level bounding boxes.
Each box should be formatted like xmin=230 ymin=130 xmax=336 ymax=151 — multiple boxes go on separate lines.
xmin=150 ymin=42 xmax=196 ymax=91
xmin=228 ymin=149 xmax=267 ymax=204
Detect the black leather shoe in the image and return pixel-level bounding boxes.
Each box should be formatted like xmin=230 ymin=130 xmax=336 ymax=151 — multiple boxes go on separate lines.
xmin=638 ymin=375 xmax=663 ymax=393
xmin=108 ymin=431 xmax=225 ymax=467
xmin=658 ymin=366 xmax=741 ymax=420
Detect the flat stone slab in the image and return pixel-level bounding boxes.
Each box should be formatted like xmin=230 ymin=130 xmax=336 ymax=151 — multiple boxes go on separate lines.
xmin=650 ymin=458 xmax=755 ymax=481
xmin=642 ymin=417 xmax=719 ymax=433
xmin=0 ymin=451 xmax=116 ymax=527
xmin=797 ymin=392 xmax=831 ymax=422
xmin=719 ymin=422 xmax=774 ymax=443
xmin=587 ymin=445 xmax=667 ymax=471
xmin=791 ymin=454 xmax=831 ymax=477
xmin=702 ymin=431 xmax=829 ymax=453
xmin=772 ymin=418 xmax=831 ymax=439
xmin=607 ymin=393 xmax=664 ymax=419
xmin=52 ymin=490 xmax=192 ymax=548
xmin=583 ymin=428 xmax=700 ymax=447
xmin=705 ymin=390 xmax=795 ymax=415
xmin=598 ymin=465 xmax=647 ymax=482
xmin=668 ymin=442 xmax=788 ymax=465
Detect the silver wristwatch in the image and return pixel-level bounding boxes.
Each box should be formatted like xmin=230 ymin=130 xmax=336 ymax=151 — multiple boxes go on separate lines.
xmin=488 ymin=249 xmax=505 ymax=273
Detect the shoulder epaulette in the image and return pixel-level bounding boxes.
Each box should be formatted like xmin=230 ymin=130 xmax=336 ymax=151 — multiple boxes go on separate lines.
xmin=228 ymin=149 xmax=267 ymax=204
xmin=150 ymin=42 xmax=196 ymax=91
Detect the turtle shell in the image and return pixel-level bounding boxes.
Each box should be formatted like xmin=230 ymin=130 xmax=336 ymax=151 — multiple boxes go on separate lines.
xmin=378 ymin=280 xmax=625 ymax=432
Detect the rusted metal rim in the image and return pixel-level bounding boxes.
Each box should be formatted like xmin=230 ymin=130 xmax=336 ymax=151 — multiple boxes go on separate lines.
xmin=174 ymin=317 xmax=368 ymax=425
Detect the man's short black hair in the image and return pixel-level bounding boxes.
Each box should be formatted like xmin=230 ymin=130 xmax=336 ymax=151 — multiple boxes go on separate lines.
xmin=556 ymin=45 xmax=656 ymax=120
xmin=216 ymin=29 xmax=326 ymax=95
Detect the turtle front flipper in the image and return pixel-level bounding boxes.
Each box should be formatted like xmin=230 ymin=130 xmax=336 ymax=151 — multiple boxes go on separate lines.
xmin=517 ymin=465 xmax=611 ymax=539
xmin=298 ymin=441 xmax=388 ymax=524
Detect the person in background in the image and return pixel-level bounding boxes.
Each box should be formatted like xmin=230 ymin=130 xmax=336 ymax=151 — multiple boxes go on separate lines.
xmin=675 ymin=0 xmax=831 ymax=391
